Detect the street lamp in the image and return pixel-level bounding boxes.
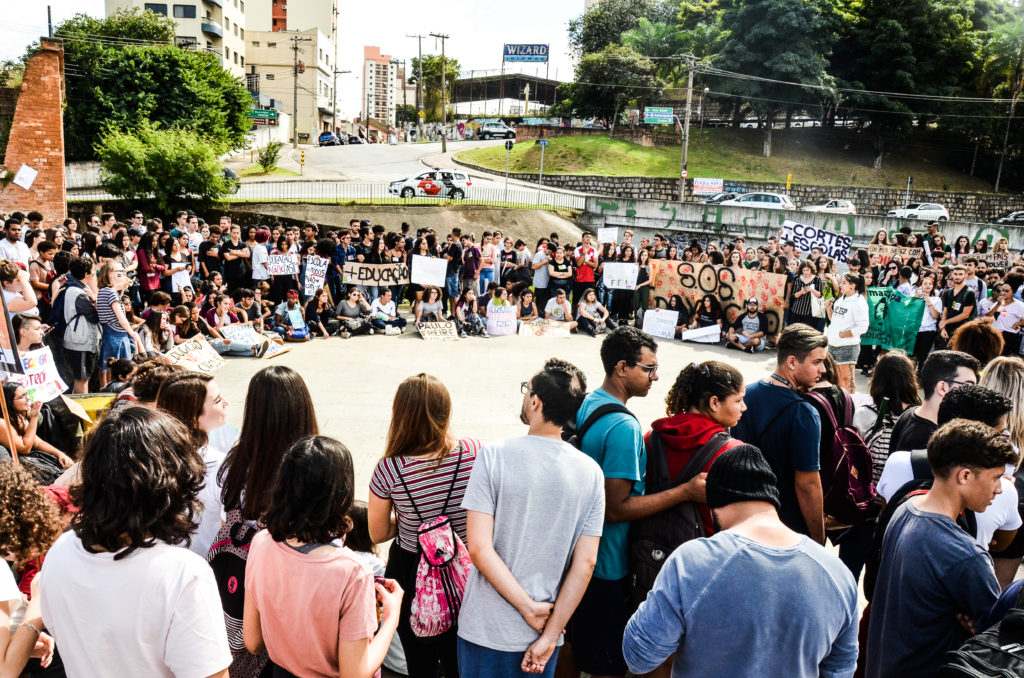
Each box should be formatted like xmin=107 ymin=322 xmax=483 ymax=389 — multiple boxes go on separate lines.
xmin=699 ymin=87 xmax=710 ymax=132
xmin=332 ymin=69 xmax=351 ymax=136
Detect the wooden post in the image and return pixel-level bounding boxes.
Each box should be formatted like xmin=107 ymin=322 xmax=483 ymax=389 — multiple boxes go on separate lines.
xmin=0 ymin=386 xmax=19 ymax=464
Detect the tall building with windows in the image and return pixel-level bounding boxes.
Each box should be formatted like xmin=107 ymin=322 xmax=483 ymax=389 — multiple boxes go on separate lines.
xmin=245 ymin=0 xmax=336 ymax=34
xmin=362 ymin=46 xmax=396 ymax=124
xmin=104 ymin=0 xmax=247 ymax=78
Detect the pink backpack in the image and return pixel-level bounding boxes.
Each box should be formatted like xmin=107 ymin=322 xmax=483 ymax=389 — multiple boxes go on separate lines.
xmin=396 ymin=446 xmax=472 ymax=638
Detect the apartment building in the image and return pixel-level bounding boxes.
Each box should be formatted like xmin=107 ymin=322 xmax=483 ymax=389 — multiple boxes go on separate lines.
xmin=362 ymin=46 xmax=396 ymax=125
xmin=245 ymin=0 xmax=336 ymax=34
xmin=245 ymin=28 xmax=336 ymax=141
xmin=104 ymin=0 xmax=247 ymax=78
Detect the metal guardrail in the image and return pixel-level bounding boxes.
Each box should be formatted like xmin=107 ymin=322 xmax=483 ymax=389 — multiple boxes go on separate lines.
xmin=67 ymin=181 xmax=586 ymax=212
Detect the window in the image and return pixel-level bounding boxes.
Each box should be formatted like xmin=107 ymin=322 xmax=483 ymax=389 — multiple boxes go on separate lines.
xmin=234 ymin=25 xmax=238 ymax=37
xmin=240 ymin=28 xmax=244 ymax=39
xmin=267 ymin=42 xmax=277 ymax=48
xmin=225 ymin=47 xmax=230 ymax=59
xmin=266 ymin=73 xmax=275 ymax=80
xmin=240 ymin=1 xmax=244 ymax=10
xmin=234 ymin=53 xmax=239 ymax=64
xmin=172 ymin=4 xmax=196 ymax=17
xmin=252 ymin=41 xmax=260 ymax=47
xmin=144 ymin=3 xmax=168 ymax=15
xmin=240 ymin=56 xmax=244 ymax=66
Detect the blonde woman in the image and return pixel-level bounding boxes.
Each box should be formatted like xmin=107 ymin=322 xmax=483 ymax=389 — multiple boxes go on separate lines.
xmin=994 ymin=237 xmax=1010 ymax=254
xmin=979 ymin=355 xmax=1024 ymax=590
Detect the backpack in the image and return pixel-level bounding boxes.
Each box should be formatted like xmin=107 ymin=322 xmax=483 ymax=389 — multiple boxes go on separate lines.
xmin=563 ymin=401 xmax=637 ymax=449
xmin=863 ymin=449 xmax=978 ymax=602
xmin=939 ymin=583 xmax=1024 ymax=677
xmin=863 ymin=400 xmax=896 ymax=485
xmin=207 ymin=509 xmax=273 ymax=678
xmin=395 ymin=445 xmax=472 ymax=638
xmin=804 ymin=390 xmax=878 ymax=525
xmin=62 ymin=287 xmax=100 ymax=352
xmin=628 ymin=429 xmax=731 ymax=611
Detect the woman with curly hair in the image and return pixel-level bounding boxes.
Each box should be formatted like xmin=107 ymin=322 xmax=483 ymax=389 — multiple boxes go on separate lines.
xmin=38 ymin=406 xmax=231 ymax=678
xmin=0 ymin=464 xmax=59 ymax=674
xmin=950 ymin=318 xmax=1005 ymax=368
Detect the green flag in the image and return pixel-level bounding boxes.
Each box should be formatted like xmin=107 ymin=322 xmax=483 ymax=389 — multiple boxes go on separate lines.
xmin=861 ymin=287 xmax=925 ymax=353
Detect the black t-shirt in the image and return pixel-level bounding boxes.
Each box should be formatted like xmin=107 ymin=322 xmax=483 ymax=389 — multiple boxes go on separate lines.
xmin=941 ymin=285 xmax=977 ymax=332
xmin=198 ymin=241 xmax=221 ymax=278
xmin=550 ymin=260 xmax=571 ymax=286
xmin=888 ymin=407 xmax=938 ymax=456
xmin=221 ymin=240 xmax=249 ymax=280
xmin=445 ymin=242 xmax=463 ymax=276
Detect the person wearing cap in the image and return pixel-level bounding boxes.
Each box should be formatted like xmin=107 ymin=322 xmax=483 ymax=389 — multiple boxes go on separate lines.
xmin=273 ymin=289 xmax=311 ymax=341
xmin=725 ymin=298 xmax=768 ymax=352
xmin=622 ymin=445 xmax=858 ymax=678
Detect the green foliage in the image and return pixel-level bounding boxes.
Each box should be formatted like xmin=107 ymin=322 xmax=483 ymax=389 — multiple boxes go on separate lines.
xmin=408 ymin=55 xmax=460 ymax=122
xmin=396 ymin=104 xmax=418 ymax=125
xmin=51 ymin=8 xmax=250 ymax=161
xmin=257 ymin=140 xmax=284 ymax=173
xmin=568 ymin=0 xmax=679 ymax=59
xmin=96 ymin=121 xmax=235 ymax=214
xmin=557 ymin=45 xmax=661 ymax=123
xmin=621 ymin=19 xmax=686 ymax=81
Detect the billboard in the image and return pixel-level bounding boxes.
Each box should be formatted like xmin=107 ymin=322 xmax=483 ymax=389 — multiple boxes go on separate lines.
xmin=504 ymin=44 xmax=549 ymax=62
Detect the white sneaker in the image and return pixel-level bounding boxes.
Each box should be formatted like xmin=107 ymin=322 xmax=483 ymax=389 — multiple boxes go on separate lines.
xmin=385 ymin=326 xmax=400 ymax=336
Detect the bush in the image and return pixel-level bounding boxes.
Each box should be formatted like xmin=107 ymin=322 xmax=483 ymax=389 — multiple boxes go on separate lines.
xmin=96 ymin=121 xmax=234 ymax=214
xmin=257 ymin=141 xmax=284 ymax=173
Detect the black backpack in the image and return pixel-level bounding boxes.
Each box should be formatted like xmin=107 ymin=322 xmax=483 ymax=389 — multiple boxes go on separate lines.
xmin=939 ymin=583 xmax=1024 ymax=677
xmin=628 ymin=430 xmax=730 ymax=611
xmin=864 ymin=449 xmax=977 ymax=602
xmin=563 ymin=402 xmax=637 ymax=449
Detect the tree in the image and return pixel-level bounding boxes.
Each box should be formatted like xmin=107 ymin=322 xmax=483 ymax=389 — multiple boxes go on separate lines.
xmin=408 ymin=54 xmax=460 ymax=123
xmin=567 ymin=0 xmax=679 ymax=59
xmin=621 ymin=18 xmax=686 ymax=81
xmin=556 ymin=45 xmax=661 ymax=124
xmin=51 ymin=9 xmax=251 ymax=160
xmin=96 ymin=122 xmax=235 ymax=214
xmin=986 ymin=16 xmax=1024 ymax=190
xmin=395 ymin=104 xmax=418 ymax=125
xmin=257 ymin=140 xmax=284 ymax=174
xmin=714 ymin=0 xmax=837 ymax=156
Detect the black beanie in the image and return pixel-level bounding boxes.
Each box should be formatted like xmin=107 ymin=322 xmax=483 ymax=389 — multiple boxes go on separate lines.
xmin=705 ymin=444 xmax=781 ymax=511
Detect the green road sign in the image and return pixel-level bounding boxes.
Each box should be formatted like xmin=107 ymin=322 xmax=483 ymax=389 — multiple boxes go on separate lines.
xmin=644 ymin=107 xmax=673 ymax=125
xmin=246 ymin=109 xmax=279 ymax=119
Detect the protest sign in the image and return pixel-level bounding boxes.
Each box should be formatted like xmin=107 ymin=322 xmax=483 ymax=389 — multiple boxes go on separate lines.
xmin=343 ymin=262 xmax=410 ymax=286
xmin=2 ymin=347 xmax=67 ymax=403
xmin=267 ymin=254 xmax=299 ymax=275
xmin=419 ymin=322 xmax=460 ymax=341
xmin=642 ymin=309 xmax=678 ymax=340
xmin=518 ymin=319 xmax=571 ymax=338
xmin=0 ymin=293 xmax=21 ymax=375
xmin=411 ymin=255 xmax=447 ymax=287
xmin=977 ymin=251 xmax=1012 ymax=268
xmin=486 ymin=304 xmax=517 ymax=336
xmin=263 ymin=341 xmax=291 ymax=359
xmin=861 ymin=287 xmax=925 ymax=353
xmin=304 ymin=256 xmax=330 ymax=296
xmin=681 ymin=324 xmax=721 ymax=343
xmin=220 ymin=322 xmax=264 ymax=346
xmin=867 ymin=244 xmax=924 ymax=267
xmin=602 ymin=262 xmax=639 ymax=290
xmin=650 ymin=261 xmax=786 ymax=337
xmin=781 ymin=220 xmax=852 ymax=260
xmin=165 ymin=337 xmax=227 ymax=373
xmin=597 ymin=227 xmax=618 ymax=244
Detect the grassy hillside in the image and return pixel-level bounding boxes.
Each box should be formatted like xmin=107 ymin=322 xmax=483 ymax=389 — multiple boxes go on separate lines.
xmin=456 ymin=129 xmax=996 ymax=193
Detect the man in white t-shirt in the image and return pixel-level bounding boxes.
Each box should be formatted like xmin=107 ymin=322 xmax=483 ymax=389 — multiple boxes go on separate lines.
xmin=544 ymin=289 xmax=578 ymax=331
xmin=0 ymin=219 xmax=30 ymax=267
xmin=39 ymin=406 xmax=231 ymax=678
xmin=877 ymin=384 xmax=1020 ymax=553
xmin=979 ymin=281 xmax=1024 ymax=355
xmin=369 ymin=288 xmax=407 ymax=335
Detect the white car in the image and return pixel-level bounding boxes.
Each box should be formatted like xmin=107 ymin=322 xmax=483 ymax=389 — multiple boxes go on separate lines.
xmin=886 ymin=203 xmax=949 ymax=221
xmin=388 ymin=168 xmax=472 ymax=199
xmin=719 ymin=192 xmax=796 ymax=210
xmin=801 ymin=199 xmax=857 ymax=215
xmin=477 ymin=122 xmax=516 ymax=140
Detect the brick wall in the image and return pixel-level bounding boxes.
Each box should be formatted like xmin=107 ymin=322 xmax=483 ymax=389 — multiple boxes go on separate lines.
xmin=0 ymin=40 xmax=66 ymax=226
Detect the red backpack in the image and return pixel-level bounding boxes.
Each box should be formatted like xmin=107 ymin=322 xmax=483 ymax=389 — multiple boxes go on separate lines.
xmin=804 ymin=390 xmax=878 ymax=525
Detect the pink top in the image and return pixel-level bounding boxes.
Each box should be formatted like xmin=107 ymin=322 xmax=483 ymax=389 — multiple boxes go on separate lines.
xmin=246 ymin=531 xmax=377 ymax=677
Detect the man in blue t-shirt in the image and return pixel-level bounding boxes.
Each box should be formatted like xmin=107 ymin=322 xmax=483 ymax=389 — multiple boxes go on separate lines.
xmin=867 ymin=419 xmax=1015 ymax=678
xmin=558 ymin=327 xmax=706 ymax=678
xmin=733 ymin=323 xmax=827 ymax=544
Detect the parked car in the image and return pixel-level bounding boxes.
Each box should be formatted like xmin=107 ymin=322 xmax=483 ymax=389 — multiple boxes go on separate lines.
xmin=989 ymin=210 xmax=1024 ymax=225
xmin=477 ymin=122 xmax=516 ymax=140
xmin=348 ymin=136 xmax=366 ymax=144
xmin=389 ymin=168 xmax=472 ymax=199
xmin=698 ymin=192 xmax=738 ymax=204
xmin=719 ymin=192 xmax=797 ymax=210
xmin=801 ymin=199 xmax=857 ymax=215
xmin=886 ymin=203 xmax=949 ymax=221
xmin=318 ymin=132 xmax=341 ymax=147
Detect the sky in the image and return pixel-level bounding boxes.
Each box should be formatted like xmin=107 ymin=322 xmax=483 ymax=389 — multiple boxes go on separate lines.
xmin=0 ymin=0 xmax=581 ymax=119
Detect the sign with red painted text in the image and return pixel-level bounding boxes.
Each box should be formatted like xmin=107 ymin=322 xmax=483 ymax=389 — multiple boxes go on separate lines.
xmin=650 ymin=261 xmax=786 ymax=337
xmin=602 ymin=262 xmax=639 ymax=290
xmin=304 ymin=256 xmax=330 ymax=296
xmin=868 ymin=245 xmax=924 ymax=267
xmin=2 ymin=348 xmax=67 ymax=403
xmin=518 ymin=319 xmax=571 ymax=338
xmin=692 ymin=178 xmax=724 ymax=196
xmin=485 ymin=304 xmax=517 ymax=336
xmin=267 ymin=254 xmax=299 ymax=276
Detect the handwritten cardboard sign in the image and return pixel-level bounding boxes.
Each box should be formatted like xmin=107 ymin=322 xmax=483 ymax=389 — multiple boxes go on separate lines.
xmin=267 ymin=254 xmax=299 ymax=275
xmin=781 ymin=220 xmax=852 ymax=260
xmin=517 ymin=319 xmax=571 ymax=338
xmin=165 ymin=337 xmax=226 ymax=373
xmin=642 ymin=309 xmax=677 ymax=340
xmin=2 ymin=347 xmax=67 ymax=403
xmin=485 ymin=304 xmax=517 ymax=336
xmin=868 ymin=244 xmax=924 ymax=266
xmin=419 ymin=321 xmax=460 ymax=341
xmin=602 ymin=262 xmax=639 ymax=290
xmin=343 ymin=262 xmax=410 ymax=286
xmin=304 ymin=256 xmax=330 ymax=295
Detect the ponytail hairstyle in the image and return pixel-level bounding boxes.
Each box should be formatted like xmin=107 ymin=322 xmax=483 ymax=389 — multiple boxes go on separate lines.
xmin=665 ymin=360 xmax=744 ymax=416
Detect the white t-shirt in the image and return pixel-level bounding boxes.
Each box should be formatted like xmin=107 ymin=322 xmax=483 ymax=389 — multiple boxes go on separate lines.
xmin=877 ymin=451 xmax=1022 ymax=550
xmin=251 ymin=243 xmax=270 ymax=281
xmin=0 ymin=239 xmax=30 ymax=267
xmin=370 ymin=299 xmax=397 ymax=317
xmin=40 ymin=532 xmax=231 ymax=678
xmin=545 ymin=297 xmax=569 ymax=321
xmin=190 ymin=444 xmax=226 ymax=558
xmin=980 ymin=298 xmax=1024 ymax=334
xmin=918 ymin=295 xmax=942 ymax=332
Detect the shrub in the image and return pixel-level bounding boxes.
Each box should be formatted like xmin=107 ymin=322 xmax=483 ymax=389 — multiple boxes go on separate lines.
xmin=257 ymin=140 xmax=284 ymax=174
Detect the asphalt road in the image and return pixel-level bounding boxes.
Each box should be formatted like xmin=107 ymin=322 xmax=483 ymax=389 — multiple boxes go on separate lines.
xmin=300 ymin=139 xmax=508 ymax=185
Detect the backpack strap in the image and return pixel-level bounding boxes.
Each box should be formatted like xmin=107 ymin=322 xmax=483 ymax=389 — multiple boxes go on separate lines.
xmin=752 ymin=397 xmax=802 ymax=441
xmin=440 ymin=442 xmax=464 ymax=516
xmin=804 ymin=390 xmax=841 ymax=431
xmin=394 ymin=460 xmax=424 ymax=523
xmin=674 ymin=431 xmax=730 ymax=485
xmin=909 ymin=449 xmax=931 ymax=479
xmin=577 ymin=402 xmax=637 ymax=443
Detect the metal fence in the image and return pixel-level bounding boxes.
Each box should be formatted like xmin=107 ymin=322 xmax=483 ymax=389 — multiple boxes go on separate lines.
xmin=67 ymin=181 xmax=586 ymax=212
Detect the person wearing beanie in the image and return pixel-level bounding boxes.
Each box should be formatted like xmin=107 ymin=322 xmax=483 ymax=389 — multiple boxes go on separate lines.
xmin=624 ymin=445 xmax=858 ymax=678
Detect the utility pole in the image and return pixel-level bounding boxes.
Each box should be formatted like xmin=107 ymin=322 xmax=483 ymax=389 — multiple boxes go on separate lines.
xmin=331 ymin=68 xmax=350 ymax=137
xmin=290 ymin=33 xmax=313 ymax=148
xmin=407 ymin=34 xmax=426 ymax=142
xmin=47 ymin=5 xmax=53 ymax=38
xmin=994 ymin=58 xmax=1023 ymax=194
xmin=679 ymin=54 xmax=696 ymax=202
xmin=331 ymin=5 xmax=339 ymax=136
xmin=430 ymin=32 xmax=449 ymax=153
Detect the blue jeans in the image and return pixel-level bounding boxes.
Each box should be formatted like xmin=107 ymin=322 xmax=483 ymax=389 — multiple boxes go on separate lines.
xmin=445 ymin=273 xmax=460 ymax=301
xmin=100 ymin=328 xmax=133 ymax=365
xmin=479 ymin=268 xmax=494 ymax=294
xmin=458 ymin=637 xmax=559 ymax=678
xmin=370 ymin=316 xmax=408 ymax=331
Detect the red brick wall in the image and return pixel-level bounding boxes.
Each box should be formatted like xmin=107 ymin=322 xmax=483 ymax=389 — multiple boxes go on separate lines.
xmin=0 ymin=40 xmax=65 ymax=227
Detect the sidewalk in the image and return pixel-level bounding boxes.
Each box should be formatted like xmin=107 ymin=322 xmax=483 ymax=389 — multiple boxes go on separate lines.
xmin=224 ymin=145 xmax=345 ymax=182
